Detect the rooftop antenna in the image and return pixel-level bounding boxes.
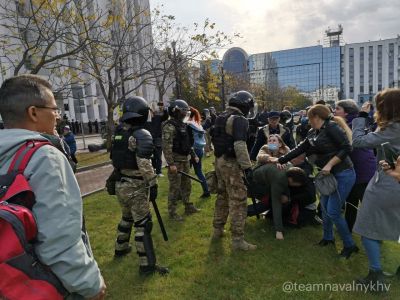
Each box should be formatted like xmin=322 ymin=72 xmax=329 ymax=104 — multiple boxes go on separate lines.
xmin=324 ymin=24 xmax=344 ymax=47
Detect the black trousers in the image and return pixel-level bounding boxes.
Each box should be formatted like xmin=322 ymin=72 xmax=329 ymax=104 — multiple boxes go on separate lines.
xmin=70 ymin=153 xmax=78 ymax=164
xmin=151 ymin=146 xmax=163 ymax=175
xmin=345 ymin=182 xmax=368 ymax=232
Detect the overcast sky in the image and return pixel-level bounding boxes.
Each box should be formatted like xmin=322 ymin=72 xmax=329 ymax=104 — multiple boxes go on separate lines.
xmin=151 ymin=0 xmax=400 ymax=56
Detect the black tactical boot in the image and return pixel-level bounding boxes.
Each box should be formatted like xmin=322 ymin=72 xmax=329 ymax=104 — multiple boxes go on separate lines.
xmin=185 ymin=203 xmax=201 ymax=215
xmin=139 ymin=265 xmax=170 ymax=276
xmin=114 ymin=246 xmax=132 ymax=258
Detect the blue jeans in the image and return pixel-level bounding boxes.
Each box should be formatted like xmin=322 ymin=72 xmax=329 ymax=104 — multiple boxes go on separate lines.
xmin=192 ymin=148 xmax=209 ymax=194
xmin=320 ymin=168 xmax=356 ymax=248
xmin=362 ymin=236 xmax=382 ymax=271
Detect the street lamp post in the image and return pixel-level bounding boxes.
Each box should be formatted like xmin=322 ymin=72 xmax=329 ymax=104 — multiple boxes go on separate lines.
xmin=220 ymin=65 xmax=226 ymax=111
xmin=77 ymin=89 xmax=86 ymax=150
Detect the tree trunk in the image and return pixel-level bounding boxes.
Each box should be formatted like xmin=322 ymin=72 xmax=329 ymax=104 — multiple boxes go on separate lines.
xmin=106 ymin=103 xmax=115 ymax=152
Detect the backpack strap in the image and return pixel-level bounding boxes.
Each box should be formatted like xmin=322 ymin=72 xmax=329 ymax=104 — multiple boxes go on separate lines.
xmin=7 ymin=140 xmax=52 ymax=174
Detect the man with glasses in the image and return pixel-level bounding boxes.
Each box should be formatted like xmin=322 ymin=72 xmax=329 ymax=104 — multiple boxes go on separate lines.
xmin=0 ymin=74 xmax=106 ymax=300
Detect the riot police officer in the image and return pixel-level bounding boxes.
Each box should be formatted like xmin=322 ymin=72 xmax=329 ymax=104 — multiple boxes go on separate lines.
xmin=211 ymin=91 xmax=257 ymax=251
xmin=111 ymin=96 xmax=168 ymax=275
xmin=162 ymin=99 xmax=200 ymax=221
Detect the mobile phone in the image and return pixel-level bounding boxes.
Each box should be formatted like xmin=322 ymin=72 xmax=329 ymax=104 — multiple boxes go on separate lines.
xmin=381 ymin=142 xmax=399 ymax=169
xmin=157 ymin=102 xmax=164 ymax=107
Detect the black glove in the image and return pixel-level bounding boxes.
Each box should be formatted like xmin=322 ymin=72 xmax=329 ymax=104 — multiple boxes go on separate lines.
xmin=243 ymin=168 xmax=254 ymax=186
xmin=149 ymin=184 xmax=158 ymax=201
xmin=244 ymin=168 xmax=255 ymax=197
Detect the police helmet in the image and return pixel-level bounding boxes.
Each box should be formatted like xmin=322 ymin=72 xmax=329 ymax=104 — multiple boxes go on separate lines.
xmin=228 ymin=91 xmax=254 ymax=116
xmin=120 ymin=96 xmax=149 ymax=125
xmin=280 ymin=110 xmax=293 ymax=124
xmin=168 ymin=99 xmax=190 ymax=119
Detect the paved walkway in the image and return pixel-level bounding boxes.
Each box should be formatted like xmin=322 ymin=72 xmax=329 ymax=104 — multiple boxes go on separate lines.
xmin=76 ymin=164 xmax=113 ymax=196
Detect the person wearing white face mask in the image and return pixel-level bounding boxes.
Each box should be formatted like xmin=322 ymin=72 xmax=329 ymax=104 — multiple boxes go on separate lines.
xmin=256 ymin=134 xmax=290 ymax=165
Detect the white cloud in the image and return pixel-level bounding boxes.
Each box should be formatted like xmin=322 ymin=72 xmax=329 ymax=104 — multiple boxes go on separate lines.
xmin=151 ymin=0 xmax=400 ymax=56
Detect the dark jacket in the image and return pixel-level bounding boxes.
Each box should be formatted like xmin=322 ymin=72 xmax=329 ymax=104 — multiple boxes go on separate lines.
xmin=279 ymin=120 xmax=353 ymax=174
xmin=63 ymin=132 xmax=77 ymax=154
xmin=145 ymin=110 xmax=169 ymax=147
xmin=346 ymin=113 xmax=376 ymax=184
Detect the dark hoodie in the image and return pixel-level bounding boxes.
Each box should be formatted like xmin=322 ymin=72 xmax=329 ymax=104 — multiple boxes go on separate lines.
xmin=346 ymin=113 xmax=377 ymax=184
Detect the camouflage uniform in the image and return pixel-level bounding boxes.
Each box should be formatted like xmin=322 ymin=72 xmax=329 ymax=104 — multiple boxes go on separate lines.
xmin=212 ymin=106 xmax=256 ymax=250
xmin=162 ymin=121 xmax=198 ymax=219
xmin=114 ymin=124 xmax=157 ymax=268
xmin=213 ymin=156 xmax=248 ymax=237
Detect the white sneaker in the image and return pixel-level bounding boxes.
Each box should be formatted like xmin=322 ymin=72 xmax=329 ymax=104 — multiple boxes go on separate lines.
xmin=157 ymin=173 xmax=164 ymax=177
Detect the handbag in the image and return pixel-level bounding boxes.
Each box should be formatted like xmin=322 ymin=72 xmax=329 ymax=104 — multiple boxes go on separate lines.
xmin=314 ymin=172 xmax=337 ymax=196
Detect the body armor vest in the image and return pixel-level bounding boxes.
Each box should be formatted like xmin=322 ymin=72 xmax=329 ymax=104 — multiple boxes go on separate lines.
xmin=111 ymin=126 xmax=138 ymax=170
xmin=164 ymin=119 xmax=193 ymax=155
xmin=211 ymin=111 xmax=238 ymax=158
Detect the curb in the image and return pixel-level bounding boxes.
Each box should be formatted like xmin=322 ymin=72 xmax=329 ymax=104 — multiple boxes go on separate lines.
xmin=76 ymin=161 xmax=111 ymax=173
xmin=82 ymin=188 xmax=105 ymax=198
xmin=75 ymin=134 xmax=103 ymax=139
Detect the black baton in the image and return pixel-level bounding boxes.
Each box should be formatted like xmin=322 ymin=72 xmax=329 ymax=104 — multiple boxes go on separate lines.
xmin=178 ymin=170 xmax=203 ymax=183
xmin=150 ymin=197 xmax=168 ymax=241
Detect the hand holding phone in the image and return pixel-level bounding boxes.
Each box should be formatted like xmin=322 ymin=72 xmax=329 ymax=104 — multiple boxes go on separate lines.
xmin=381 ymin=142 xmax=399 ymax=169
xmin=361 ymin=102 xmax=372 ymax=114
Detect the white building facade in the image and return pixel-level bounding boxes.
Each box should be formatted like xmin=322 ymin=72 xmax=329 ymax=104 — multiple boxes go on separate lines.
xmin=0 ymin=0 xmax=162 ymax=124
xmin=342 ymin=37 xmax=400 ymax=104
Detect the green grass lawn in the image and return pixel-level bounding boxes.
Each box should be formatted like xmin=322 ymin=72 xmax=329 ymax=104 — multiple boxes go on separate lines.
xmin=76 ymin=151 xmax=110 ymax=168
xmin=84 ymin=155 xmax=400 ymax=299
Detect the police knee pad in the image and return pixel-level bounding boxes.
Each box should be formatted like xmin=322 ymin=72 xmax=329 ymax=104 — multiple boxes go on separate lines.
xmin=134 ymin=214 xmax=153 ymax=233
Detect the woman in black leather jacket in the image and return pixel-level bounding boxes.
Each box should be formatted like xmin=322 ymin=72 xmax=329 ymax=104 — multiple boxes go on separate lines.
xmin=271 ymin=104 xmax=358 ymax=259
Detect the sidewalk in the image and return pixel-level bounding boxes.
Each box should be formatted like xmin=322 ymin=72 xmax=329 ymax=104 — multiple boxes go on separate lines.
xmin=75 ymin=133 xmax=102 ymax=139
xmin=76 ymin=164 xmax=113 ymax=196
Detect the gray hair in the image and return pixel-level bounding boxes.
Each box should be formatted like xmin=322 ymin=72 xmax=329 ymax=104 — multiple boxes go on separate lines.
xmin=336 ymin=99 xmax=359 ymax=115
xmin=0 ymin=74 xmax=52 ymax=126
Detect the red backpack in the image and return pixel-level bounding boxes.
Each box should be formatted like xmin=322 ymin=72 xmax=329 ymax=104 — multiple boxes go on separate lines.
xmin=0 ymin=140 xmax=68 ymax=300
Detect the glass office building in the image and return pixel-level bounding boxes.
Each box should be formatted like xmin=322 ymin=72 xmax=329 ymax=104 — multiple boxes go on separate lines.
xmin=248 ymin=45 xmax=341 ymax=98
xmin=222 ymin=47 xmax=248 ymax=74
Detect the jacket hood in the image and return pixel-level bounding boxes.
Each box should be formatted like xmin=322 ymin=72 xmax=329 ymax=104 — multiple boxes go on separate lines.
xmin=0 ymin=129 xmax=50 ymax=167
xmin=187 ymin=121 xmax=204 ymax=132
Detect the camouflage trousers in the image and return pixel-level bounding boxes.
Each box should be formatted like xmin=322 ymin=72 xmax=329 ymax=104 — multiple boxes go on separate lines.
xmin=204 ymin=130 xmax=214 ymax=153
xmin=213 ymin=156 xmax=248 ymax=239
xmin=167 ymin=160 xmax=192 ymax=215
xmin=115 ymin=177 xmax=151 ymax=266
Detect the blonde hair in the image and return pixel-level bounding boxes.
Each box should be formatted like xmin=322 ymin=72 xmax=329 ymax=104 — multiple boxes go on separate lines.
xmin=308 ymin=104 xmax=352 ymax=142
xmin=268 ymin=134 xmax=290 ymax=156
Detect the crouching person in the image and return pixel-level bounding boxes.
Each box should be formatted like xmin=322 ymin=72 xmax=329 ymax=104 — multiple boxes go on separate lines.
xmin=248 ymin=164 xmax=309 ymax=240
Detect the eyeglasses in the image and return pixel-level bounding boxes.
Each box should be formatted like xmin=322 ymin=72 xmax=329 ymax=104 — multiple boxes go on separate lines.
xmin=34 ymin=106 xmax=61 ymax=115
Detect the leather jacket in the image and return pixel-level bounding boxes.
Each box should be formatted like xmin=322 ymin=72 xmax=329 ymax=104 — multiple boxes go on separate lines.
xmin=279 ymin=120 xmax=353 ymax=174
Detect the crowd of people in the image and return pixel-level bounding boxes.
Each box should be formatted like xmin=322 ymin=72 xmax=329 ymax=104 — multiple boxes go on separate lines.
xmin=0 ymin=74 xmax=399 ymax=298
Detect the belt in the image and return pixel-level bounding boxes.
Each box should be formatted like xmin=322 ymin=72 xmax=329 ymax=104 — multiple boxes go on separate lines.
xmin=121 ymin=175 xmax=143 ymax=180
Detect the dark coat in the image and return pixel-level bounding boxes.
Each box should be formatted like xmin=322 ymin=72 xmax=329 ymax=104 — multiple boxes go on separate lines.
xmin=352 ymin=117 xmax=400 ymax=241
xmin=346 ymin=113 xmax=376 ymax=184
